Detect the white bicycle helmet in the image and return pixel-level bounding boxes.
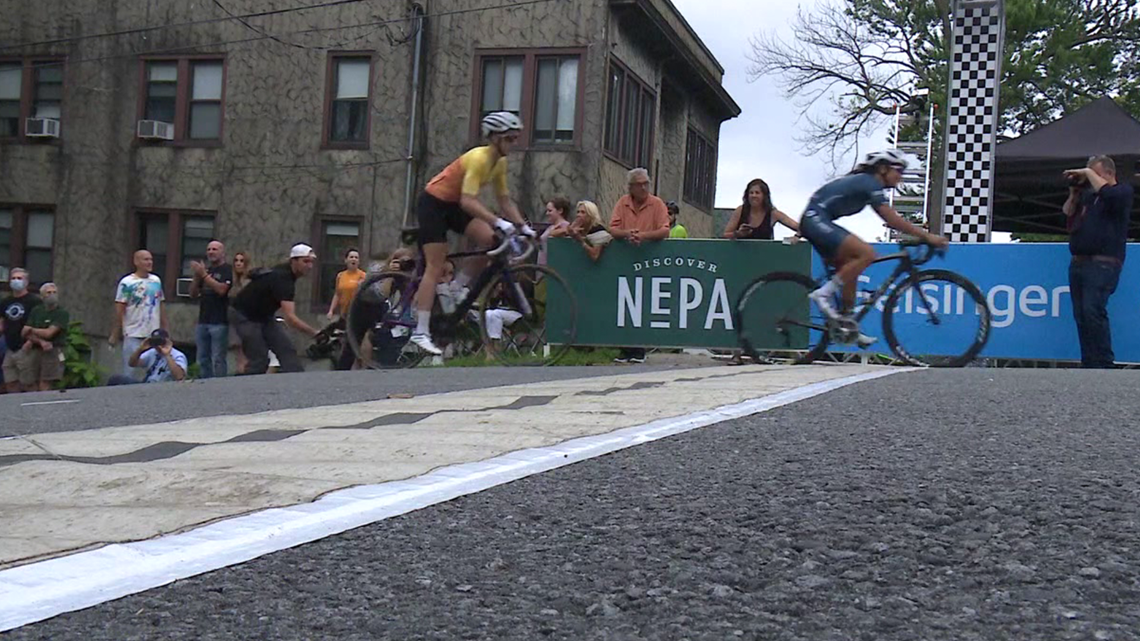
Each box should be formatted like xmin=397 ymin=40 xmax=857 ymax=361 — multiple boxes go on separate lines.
xmin=481 ymin=111 xmax=523 ymax=138
xmin=858 ymin=149 xmax=909 ymax=170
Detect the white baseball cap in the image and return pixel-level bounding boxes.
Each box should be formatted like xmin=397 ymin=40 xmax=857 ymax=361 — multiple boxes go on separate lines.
xmin=290 ymin=243 xmax=316 ymax=259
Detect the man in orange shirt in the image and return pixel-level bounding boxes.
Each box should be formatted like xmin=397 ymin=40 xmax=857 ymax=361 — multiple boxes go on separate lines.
xmin=609 ymin=167 xmax=671 ymax=247
xmin=609 ymin=167 xmax=671 ymax=364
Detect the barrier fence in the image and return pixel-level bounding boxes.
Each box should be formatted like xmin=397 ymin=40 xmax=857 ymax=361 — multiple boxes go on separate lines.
xmin=547 ymin=239 xmax=1140 ymax=363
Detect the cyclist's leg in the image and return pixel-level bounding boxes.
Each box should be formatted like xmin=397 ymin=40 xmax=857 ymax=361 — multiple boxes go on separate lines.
xmin=458 ymin=216 xmax=495 ymax=287
xmin=831 ymin=235 xmax=876 ymax=311
xmin=410 ymin=192 xmax=453 ymax=354
xmin=800 ymin=212 xmax=873 ymax=314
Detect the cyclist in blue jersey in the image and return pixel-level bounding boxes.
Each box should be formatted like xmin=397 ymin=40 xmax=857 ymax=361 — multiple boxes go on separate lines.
xmin=800 ymin=149 xmax=948 ymax=344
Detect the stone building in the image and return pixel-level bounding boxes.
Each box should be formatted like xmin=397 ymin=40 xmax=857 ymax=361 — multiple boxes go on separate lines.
xmin=0 ymin=0 xmax=738 ymax=362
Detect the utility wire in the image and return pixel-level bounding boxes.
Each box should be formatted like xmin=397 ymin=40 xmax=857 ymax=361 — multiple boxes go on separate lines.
xmin=2 ymin=0 xmax=561 ymax=57
xmin=24 ymin=0 xmax=562 ymax=69
xmin=0 ymin=0 xmax=370 ymax=51
xmin=209 ymin=0 xmax=383 ymax=51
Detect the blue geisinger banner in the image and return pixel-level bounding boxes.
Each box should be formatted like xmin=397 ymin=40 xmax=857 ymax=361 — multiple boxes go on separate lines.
xmin=812 ymin=243 xmax=1140 ymax=363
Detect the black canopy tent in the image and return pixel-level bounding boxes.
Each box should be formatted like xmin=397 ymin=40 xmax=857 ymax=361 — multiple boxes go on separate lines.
xmin=992 ymin=97 xmax=1140 ymax=237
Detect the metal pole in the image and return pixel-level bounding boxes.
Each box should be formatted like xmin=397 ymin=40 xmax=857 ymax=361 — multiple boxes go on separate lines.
xmin=402 ymin=4 xmax=425 ymax=229
xmin=923 ymin=101 xmax=935 ymax=226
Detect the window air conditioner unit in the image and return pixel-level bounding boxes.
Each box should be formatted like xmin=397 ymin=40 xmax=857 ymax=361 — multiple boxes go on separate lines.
xmin=25 ymin=118 xmax=60 ymax=138
xmin=176 ymin=278 xmax=194 ymax=297
xmin=137 ymin=120 xmax=175 ymax=141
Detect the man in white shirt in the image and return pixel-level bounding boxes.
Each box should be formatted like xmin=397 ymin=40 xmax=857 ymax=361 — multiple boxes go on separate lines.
xmin=109 ymin=250 xmax=168 ymax=379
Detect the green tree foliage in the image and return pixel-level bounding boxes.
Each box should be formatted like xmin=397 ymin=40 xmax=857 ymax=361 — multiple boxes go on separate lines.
xmin=748 ymin=0 xmax=1140 ymax=164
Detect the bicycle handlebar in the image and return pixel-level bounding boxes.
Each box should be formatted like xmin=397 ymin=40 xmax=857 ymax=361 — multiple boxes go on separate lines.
xmin=487 ymin=231 xmax=537 ymax=262
xmin=896 ymin=236 xmax=947 ymax=265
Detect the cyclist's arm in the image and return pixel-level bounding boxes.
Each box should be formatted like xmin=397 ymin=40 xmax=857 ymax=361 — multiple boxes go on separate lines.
xmin=772 ymin=209 xmax=800 ymax=232
xmin=875 ymin=204 xmax=946 ymax=246
xmin=498 ymin=193 xmax=525 ymax=225
xmin=459 ymin=194 xmax=500 ymax=225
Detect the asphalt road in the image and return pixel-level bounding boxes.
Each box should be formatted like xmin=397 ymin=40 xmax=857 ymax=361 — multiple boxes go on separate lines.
xmin=6 ymin=368 xmax=1140 ymax=640
xmin=0 ymin=361 xmax=708 ymax=436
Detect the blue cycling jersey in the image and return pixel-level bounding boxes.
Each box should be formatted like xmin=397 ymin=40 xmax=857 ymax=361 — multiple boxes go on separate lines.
xmin=805 ymin=173 xmax=888 ymax=221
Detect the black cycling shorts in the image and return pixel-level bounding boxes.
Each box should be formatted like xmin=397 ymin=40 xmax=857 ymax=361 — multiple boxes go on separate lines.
xmin=417 ymin=191 xmax=472 ymax=246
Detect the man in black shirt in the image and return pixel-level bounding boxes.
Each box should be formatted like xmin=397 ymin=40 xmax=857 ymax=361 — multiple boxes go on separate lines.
xmin=190 ymin=240 xmax=234 ymax=378
xmin=1063 ymin=155 xmax=1134 ymax=369
xmin=232 ymin=243 xmax=319 ymax=375
xmin=1 ymin=268 xmax=42 ymax=393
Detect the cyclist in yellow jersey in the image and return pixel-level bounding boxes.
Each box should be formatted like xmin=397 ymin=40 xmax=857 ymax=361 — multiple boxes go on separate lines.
xmin=410 ymin=111 xmax=533 ymax=355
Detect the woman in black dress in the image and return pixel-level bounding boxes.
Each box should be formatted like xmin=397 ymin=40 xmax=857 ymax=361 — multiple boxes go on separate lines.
xmin=723 ymin=178 xmax=800 ymax=239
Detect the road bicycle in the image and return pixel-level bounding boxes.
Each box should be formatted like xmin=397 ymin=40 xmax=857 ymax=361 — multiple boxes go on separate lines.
xmin=345 ymin=234 xmax=578 ymax=368
xmin=735 ymin=239 xmax=991 ymax=367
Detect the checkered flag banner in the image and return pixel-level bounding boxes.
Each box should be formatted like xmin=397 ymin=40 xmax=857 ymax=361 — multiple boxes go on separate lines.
xmin=940 ymin=0 xmax=1006 ymax=242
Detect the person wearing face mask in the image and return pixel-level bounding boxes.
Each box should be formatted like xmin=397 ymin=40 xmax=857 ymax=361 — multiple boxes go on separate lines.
xmin=19 ymin=282 xmax=70 ymax=392
xmin=1 ymin=268 xmax=42 ymax=394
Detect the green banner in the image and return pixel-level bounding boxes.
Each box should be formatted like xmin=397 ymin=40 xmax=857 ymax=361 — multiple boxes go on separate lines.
xmin=547 ymin=238 xmax=811 ymax=348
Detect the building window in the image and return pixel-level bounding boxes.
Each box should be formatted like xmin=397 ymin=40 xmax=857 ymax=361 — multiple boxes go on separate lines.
xmin=138 ymin=57 xmax=225 ymax=143
xmin=684 ymin=128 xmax=717 ymax=211
xmin=189 ymin=62 xmax=223 ymax=140
xmin=325 ymin=55 xmax=372 ymax=147
xmin=480 ymin=56 xmax=523 ymax=119
xmin=317 ymin=220 xmax=361 ymax=305
xmin=0 ymin=59 xmax=64 ymax=140
xmin=532 ymin=57 xmax=578 ymax=144
xmin=473 ymin=49 xmax=585 ymax=147
xmin=135 ymin=211 xmax=216 ymax=297
xmin=0 ymin=206 xmax=55 ymax=286
xmin=604 ymin=59 xmax=655 ymax=168
xmin=144 ymin=62 xmax=178 ymax=124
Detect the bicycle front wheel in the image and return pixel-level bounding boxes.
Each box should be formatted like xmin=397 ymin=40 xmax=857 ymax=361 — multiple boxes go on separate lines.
xmin=476 ymin=264 xmax=577 ymax=366
xmin=346 ymin=272 xmax=426 ymax=370
xmin=882 ymin=269 xmax=991 ymax=367
xmin=735 ymin=271 xmax=831 ymax=364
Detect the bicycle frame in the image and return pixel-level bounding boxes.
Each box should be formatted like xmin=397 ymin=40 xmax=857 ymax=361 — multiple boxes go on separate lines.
xmin=849 ymin=249 xmax=923 ymax=323
xmin=385 ymin=243 xmax=534 ymax=335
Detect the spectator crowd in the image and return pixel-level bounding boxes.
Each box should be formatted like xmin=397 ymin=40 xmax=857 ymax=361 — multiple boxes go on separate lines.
xmin=3 ymin=152 xmax=1130 ymax=390
xmin=0 ymin=165 xmax=848 ymax=389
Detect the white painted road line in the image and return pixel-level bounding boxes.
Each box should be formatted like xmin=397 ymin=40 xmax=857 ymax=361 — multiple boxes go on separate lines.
xmin=0 ymin=368 xmax=908 ymax=632
xmin=19 ymin=400 xmax=81 ymax=407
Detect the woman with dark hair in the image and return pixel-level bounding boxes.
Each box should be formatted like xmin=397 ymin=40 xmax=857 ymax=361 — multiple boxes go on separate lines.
xmin=327 ymin=247 xmax=365 ymax=321
xmin=723 ymin=179 xmax=800 ymax=239
xmin=538 ymin=197 xmax=573 ymax=266
xmin=801 ymin=149 xmax=947 ymax=345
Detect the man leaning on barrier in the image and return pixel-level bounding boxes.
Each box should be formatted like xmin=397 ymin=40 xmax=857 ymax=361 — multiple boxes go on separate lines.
xmin=609 ymin=167 xmax=671 ymax=364
xmin=1063 ymin=155 xmax=1134 ymax=369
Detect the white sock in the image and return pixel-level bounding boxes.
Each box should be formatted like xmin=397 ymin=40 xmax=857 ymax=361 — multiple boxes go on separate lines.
xmin=814 ymin=275 xmax=843 ymax=297
xmin=416 ymin=310 xmax=431 ymax=335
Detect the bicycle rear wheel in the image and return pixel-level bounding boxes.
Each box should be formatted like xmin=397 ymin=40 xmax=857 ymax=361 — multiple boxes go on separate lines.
xmin=346 ymin=272 xmax=426 ymax=370
xmin=735 ymin=272 xmax=831 ymax=364
xmin=882 ymin=269 xmax=991 ymax=367
xmin=476 ymin=264 xmax=577 ymax=366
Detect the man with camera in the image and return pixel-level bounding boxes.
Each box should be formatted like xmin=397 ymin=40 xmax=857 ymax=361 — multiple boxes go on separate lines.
xmin=107 ymin=328 xmax=187 ymax=385
xmin=1063 ymin=155 xmax=1134 ymax=369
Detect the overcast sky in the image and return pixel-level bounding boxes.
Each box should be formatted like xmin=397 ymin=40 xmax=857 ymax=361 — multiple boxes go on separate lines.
xmin=669 ymin=0 xmax=1013 ymax=242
